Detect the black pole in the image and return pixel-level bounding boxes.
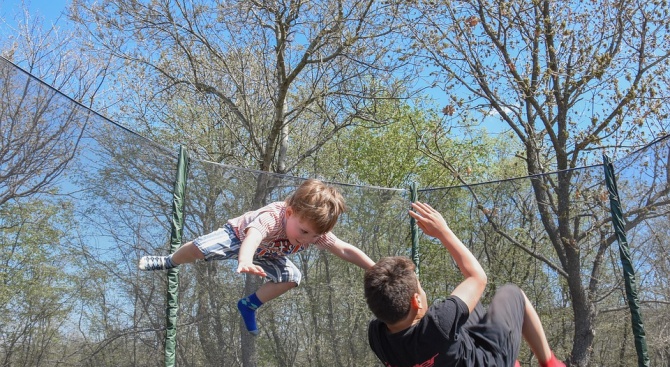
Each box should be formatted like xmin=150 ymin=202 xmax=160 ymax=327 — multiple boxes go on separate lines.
xmin=410 ymin=183 xmax=419 ymax=277
xmin=603 ymin=154 xmax=649 ymax=367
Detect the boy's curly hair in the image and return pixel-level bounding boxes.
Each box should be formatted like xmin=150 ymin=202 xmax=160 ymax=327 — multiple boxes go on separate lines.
xmin=364 ymin=256 xmax=418 ymax=325
xmin=285 ymin=179 xmax=345 ymax=234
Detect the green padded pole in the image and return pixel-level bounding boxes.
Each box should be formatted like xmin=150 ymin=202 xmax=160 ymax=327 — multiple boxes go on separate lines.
xmin=603 ymin=154 xmax=649 ymax=367
xmin=165 ymin=146 xmax=190 ymax=367
xmin=410 ymin=183 xmax=419 ymax=277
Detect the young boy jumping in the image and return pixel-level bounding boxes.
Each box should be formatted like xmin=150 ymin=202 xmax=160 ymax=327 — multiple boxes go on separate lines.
xmin=140 ymin=179 xmax=375 ymax=335
xmin=364 ymin=201 xmax=565 ymax=367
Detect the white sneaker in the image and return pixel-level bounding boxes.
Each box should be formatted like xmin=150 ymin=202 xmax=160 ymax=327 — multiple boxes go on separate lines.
xmin=139 ymin=256 xmax=170 ymax=270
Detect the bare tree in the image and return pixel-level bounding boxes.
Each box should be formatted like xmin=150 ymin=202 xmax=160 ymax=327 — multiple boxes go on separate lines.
xmin=69 ymin=0 xmax=409 ymax=170
xmin=400 ymin=1 xmax=670 ymax=366
xmin=0 ymin=6 xmax=109 ymax=207
xmin=0 ymin=6 xmax=116 ymax=366
xmin=69 ymin=1 xmax=409 ymax=365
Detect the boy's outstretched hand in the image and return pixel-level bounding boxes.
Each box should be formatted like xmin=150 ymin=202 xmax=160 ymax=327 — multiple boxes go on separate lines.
xmin=409 ymin=201 xmax=450 ymax=239
xmin=237 ymin=261 xmax=268 ymax=277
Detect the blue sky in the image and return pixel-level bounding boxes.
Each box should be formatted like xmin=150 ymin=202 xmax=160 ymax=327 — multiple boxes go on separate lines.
xmin=0 ymin=0 xmax=511 ymax=138
xmin=1 ymin=0 xmax=69 ymax=28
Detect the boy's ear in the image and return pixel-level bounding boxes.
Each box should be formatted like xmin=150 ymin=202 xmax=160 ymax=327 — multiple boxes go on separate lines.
xmin=410 ymin=293 xmax=422 ymax=310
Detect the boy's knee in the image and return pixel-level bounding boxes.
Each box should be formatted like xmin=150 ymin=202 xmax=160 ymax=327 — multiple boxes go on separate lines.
xmin=274 ymin=281 xmax=298 ymax=289
xmin=499 ymin=283 xmax=522 ymax=295
xmin=493 ymin=284 xmax=525 ymax=307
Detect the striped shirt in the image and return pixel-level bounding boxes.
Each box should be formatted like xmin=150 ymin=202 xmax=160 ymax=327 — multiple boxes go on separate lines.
xmin=227 ymin=202 xmax=337 ymax=258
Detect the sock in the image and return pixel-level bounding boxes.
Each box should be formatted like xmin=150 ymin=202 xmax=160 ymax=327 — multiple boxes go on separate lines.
xmin=237 ymin=293 xmax=263 ymax=335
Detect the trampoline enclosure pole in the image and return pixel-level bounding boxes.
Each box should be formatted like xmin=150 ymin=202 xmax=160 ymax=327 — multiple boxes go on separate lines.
xmin=603 ymin=154 xmax=649 ymax=367
xmin=165 ymin=146 xmax=189 ymax=367
xmin=410 ymin=183 xmax=419 ymax=277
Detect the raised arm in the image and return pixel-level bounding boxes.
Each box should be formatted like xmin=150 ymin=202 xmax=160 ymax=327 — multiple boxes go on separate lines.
xmin=409 ymin=201 xmax=487 ymax=312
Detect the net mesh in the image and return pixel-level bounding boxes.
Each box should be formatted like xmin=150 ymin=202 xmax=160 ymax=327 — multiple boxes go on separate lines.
xmin=2 ymin=55 xmax=670 ymax=366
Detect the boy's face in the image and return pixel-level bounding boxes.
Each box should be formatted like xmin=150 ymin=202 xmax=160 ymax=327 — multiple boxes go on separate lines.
xmin=285 ymin=207 xmax=322 ymax=246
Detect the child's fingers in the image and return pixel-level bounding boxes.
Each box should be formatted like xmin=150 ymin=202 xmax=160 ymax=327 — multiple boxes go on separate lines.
xmin=410 ymin=201 xmax=426 ymax=212
xmin=411 ymin=201 xmax=435 ymax=216
xmin=410 ymin=202 xmax=435 ymax=221
xmin=410 ymin=202 xmax=448 ymax=237
xmin=409 ymin=203 xmax=425 ymax=218
xmin=238 ymin=265 xmax=267 ymax=277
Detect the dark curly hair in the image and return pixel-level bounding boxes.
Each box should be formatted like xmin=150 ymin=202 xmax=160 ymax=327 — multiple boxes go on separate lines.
xmin=364 ymin=256 xmax=418 ymax=325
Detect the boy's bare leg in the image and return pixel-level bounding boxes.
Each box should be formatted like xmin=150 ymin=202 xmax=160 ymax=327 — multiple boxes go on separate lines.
xmin=256 ymin=281 xmax=297 ymax=303
xmin=170 ymin=241 xmax=205 ymax=265
xmin=520 ymin=291 xmax=554 ymax=364
xmin=139 ymin=241 xmax=204 ymax=270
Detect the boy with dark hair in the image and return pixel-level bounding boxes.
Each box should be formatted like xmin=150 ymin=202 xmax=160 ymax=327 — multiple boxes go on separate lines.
xmin=364 ymin=201 xmax=565 ymax=367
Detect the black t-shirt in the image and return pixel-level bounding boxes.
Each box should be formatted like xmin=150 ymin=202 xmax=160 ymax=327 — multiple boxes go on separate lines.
xmin=368 ymin=296 xmax=507 ymax=367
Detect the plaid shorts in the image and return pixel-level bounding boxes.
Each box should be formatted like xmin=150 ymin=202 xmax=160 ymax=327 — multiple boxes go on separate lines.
xmin=193 ymin=223 xmax=302 ymax=285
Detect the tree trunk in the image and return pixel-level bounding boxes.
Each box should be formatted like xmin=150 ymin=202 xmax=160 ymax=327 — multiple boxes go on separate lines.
xmin=528 ymin=145 xmax=596 ymax=366
xmin=241 ymin=276 xmax=263 ymax=367
xmin=565 ymin=263 xmax=596 ymax=367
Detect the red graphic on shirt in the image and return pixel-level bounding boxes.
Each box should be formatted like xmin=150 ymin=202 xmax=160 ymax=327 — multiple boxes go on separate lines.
xmin=256 ymin=239 xmax=308 ymax=258
xmin=383 ymin=353 xmax=438 ymax=367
